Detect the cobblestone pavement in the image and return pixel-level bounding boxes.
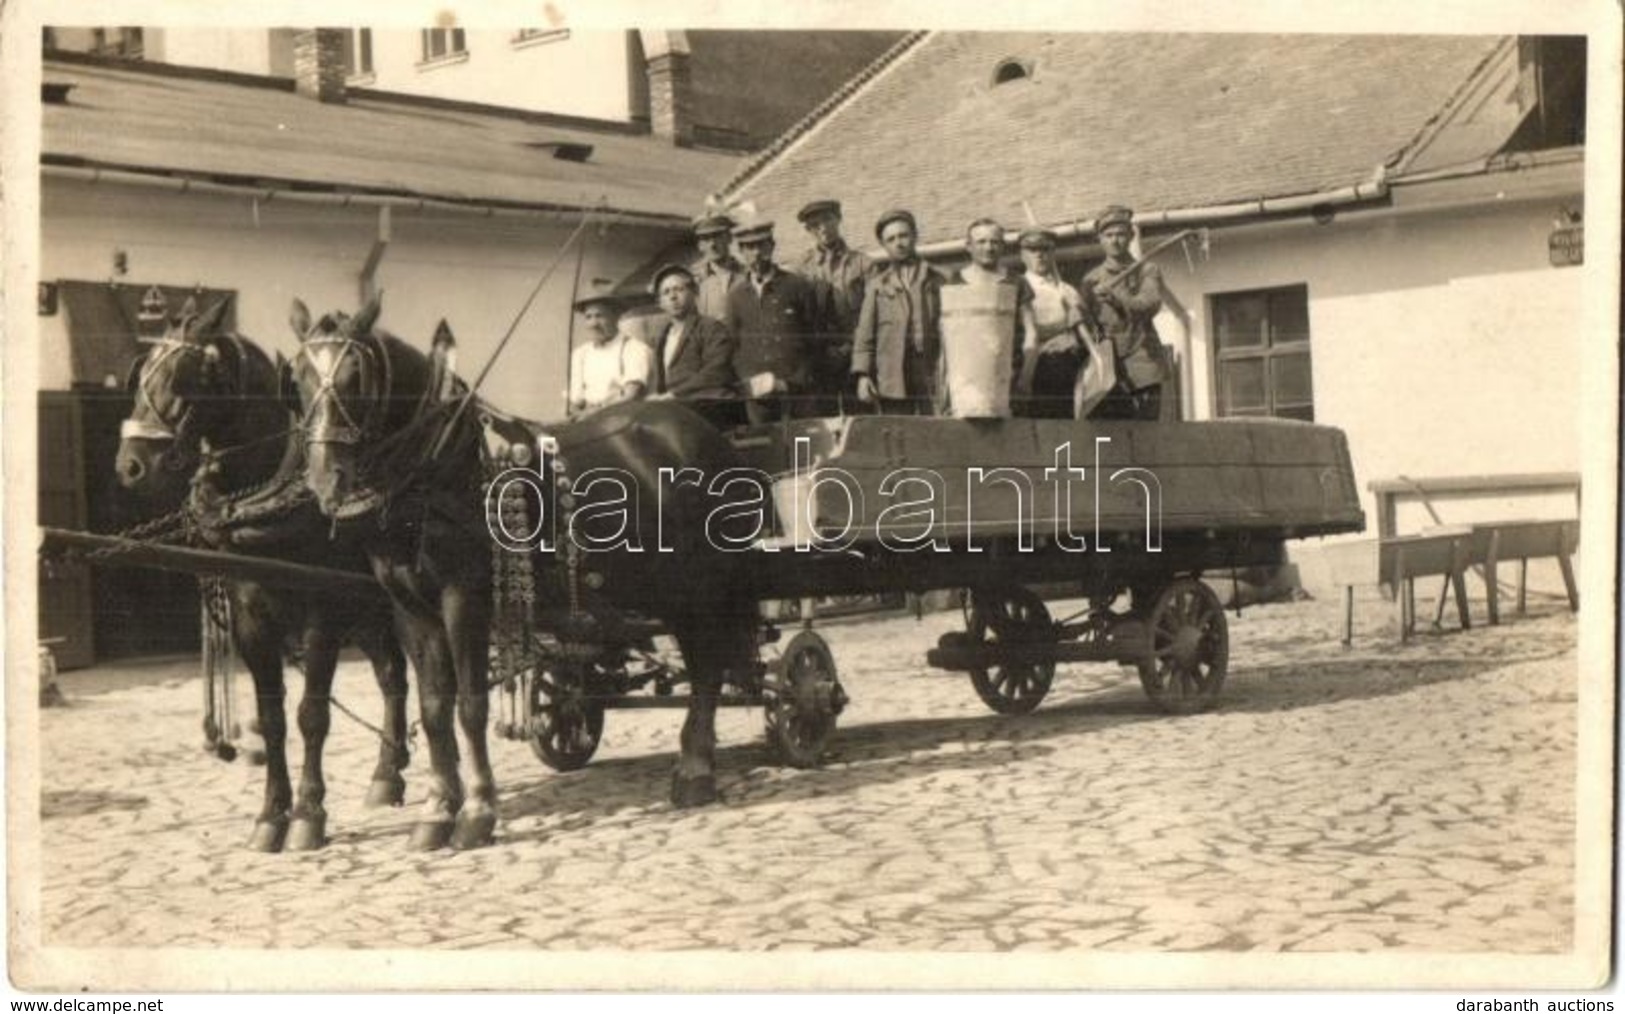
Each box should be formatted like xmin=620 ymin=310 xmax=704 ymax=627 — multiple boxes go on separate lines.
xmin=34 ymin=589 xmax=1580 ymax=955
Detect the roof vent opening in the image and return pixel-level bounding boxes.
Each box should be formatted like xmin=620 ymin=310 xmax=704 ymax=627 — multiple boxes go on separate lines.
xmin=993 ymin=59 xmax=1031 ymax=86
xmin=525 ymin=140 xmax=595 ymax=162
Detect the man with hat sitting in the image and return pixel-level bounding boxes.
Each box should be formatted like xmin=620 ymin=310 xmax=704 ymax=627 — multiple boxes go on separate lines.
xmin=646 ymin=263 xmax=741 ymax=428
xmin=853 ymin=208 xmax=948 ymax=415
xmin=691 ymin=213 xmax=747 ymax=321
xmin=1017 ymin=226 xmax=1094 ymax=419
xmin=796 ymin=199 xmax=873 ymax=403
xmin=1082 ymin=205 xmax=1172 ymax=421
xmin=724 ymin=220 xmax=829 ymax=423
xmin=567 ymin=280 xmax=652 ymax=418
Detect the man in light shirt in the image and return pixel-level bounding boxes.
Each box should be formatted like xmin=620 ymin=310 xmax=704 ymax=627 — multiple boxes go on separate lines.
xmin=566 ymin=283 xmax=651 ymax=418
xmin=1018 ymin=227 xmax=1091 ymax=419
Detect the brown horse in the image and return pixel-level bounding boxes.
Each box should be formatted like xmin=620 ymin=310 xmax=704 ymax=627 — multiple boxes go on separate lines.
xmin=289 ymin=293 xmax=765 ymax=826
xmin=288 ymin=295 xmax=497 ymax=849
xmin=114 ymin=297 xmax=411 ymax=852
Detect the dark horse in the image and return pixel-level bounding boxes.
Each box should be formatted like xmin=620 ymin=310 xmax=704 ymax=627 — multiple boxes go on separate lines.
xmin=289 ymin=293 xmax=764 ymax=822
xmin=289 ymin=295 xmax=498 ymax=849
xmin=114 ymin=297 xmax=411 ymax=851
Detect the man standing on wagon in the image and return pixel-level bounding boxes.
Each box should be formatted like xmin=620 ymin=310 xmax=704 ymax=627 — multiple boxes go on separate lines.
xmin=795 ymin=198 xmax=872 ymax=406
xmin=724 ymin=220 xmax=829 ymax=422
xmin=1083 ymin=205 xmax=1172 ymax=421
xmin=852 ymin=209 xmax=948 ymax=415
xmin=1017 ymin=227 xmax=1092 ymax=419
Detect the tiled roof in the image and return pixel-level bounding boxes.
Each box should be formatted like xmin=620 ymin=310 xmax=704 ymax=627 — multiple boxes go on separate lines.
xmin=723 ymin=33 xmax=1510 ymax=253
xmin=41 ymin=57 xmax=745 ymax=223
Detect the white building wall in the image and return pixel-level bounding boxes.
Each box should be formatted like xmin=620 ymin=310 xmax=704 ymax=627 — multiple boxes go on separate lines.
xmin=1170 ymin=196 xmax=1581 ymax=510
xmin=141 ymin=28 xmax=275 ymax=74
xmin=1152 ymin=191 xmax=1585 ymax=596
xmin=39 ymin=177 xmax=673 ymax=420
xmin=356 ymin=29 xmax=634 ymax=122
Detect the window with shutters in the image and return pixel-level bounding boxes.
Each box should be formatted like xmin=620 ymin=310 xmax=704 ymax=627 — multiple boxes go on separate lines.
xmin=1209 ymin=284 xmax=1314 ymax=422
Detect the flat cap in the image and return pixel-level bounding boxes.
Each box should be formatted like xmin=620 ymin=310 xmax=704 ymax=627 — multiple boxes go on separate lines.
xmin=734 ymin=221 xmax=776 ymax=245
xmin=874 ymin=208 xmax=918 ymax=241
xmin=797 ymin=199 xmax=842 ymax=223
xmin=1096 ymin=205 xmax=1135 ymax=232
xmin=649 ymin=263 xmax=696 ymax=293
xmin=692 ymin=214 xmax=735 ymax=238
xmin=1017 ymin=228 xmax=1058 ymax=250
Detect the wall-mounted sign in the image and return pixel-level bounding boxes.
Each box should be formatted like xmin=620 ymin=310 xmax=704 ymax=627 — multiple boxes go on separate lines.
xmin=1549 ymin=224 xmax=1583 ymax=267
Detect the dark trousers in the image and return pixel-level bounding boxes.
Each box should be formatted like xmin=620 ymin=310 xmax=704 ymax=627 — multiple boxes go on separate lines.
xmin=1020 ymin=348 xmax=1084 ymax=420
xmin=1092 ymin=382 xmax=1162 ymax=422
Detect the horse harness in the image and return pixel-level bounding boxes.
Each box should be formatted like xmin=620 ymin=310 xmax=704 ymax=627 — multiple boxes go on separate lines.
xmin=120 ymin=330 xmax=252 ymax=454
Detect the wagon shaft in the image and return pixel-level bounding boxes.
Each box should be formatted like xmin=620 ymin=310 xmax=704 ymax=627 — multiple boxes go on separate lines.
xmin=39 ymin=527 xmax=386 ymax=599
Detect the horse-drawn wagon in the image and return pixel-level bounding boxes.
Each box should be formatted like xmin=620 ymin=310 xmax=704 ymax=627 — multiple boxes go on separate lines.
xmin=43 ymin=294 xmax=1363 ymax=851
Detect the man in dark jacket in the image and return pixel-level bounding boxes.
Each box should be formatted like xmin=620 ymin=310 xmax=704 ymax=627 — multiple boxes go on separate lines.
xmin=647 ymin=264 xmax=739 ymax=427
xmin=795 ymin=198 xmax=872 ymax=404
xmin=852 ymin=209 xmax=948 ymax=415
xmin=1083 ymin=205 xmax=1171 ymax=421
xmin=725 ymin=221 xmax=829 ymax=422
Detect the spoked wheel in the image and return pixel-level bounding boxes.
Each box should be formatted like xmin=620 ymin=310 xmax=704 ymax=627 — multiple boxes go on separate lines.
xmin=965 ymin=587 xmax=1057 ymax=715
xmin=1136 ymin=578 xmax=1229 ymax=714
xmin=528 ymin=663 xmax=606 ymax=771
xmin=766 ymin=630 xmax=845 ymax=769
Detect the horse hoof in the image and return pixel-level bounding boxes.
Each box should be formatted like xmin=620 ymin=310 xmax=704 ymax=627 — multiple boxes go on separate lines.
xmin=670 ymin=772 xmax=719 ymax=809
xmin=408 ymin=821 xmax=455 ymax=851
xmin=248 ymin=819 xmax=288 ymax=853
xmin=364 ymin=776 xmax=406 ymax=808
xmin=450 ymin=811 xmax=497 ymax=851
xmin=286 ymin=815 xmax=328 ymax=852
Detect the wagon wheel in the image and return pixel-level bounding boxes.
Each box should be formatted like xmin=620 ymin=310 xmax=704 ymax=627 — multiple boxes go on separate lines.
xmin=528 ymin=663 xmax=606 ymax=771
xmin=766 ymin=630 xmax=844 ymax=769
xmin=1136 ymin=578 xmax=1229 ymax=714
xmin=965 ymin=587 xmax=1056 ymax=715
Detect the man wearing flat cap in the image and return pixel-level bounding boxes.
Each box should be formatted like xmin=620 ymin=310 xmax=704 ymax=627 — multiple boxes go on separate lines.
xmin=567 ymin=281 xmax=652 ymax=417
xmin=1017 ymin=227 xmax=1093 ymax=419
xmin=795 ymin=199 xmax=873 ymax=401
xmin=1082 ymin=205 xmax=1172 ymax=421
xmin=724 ymin=221 xmax=829 ymax=423
xmin=852 ymin=208 xmax=948 ymax=415
xmin=646 ymin=264 xmax=740 ymax=426
xmin=691 ymin=214 xmax=747 ymax=321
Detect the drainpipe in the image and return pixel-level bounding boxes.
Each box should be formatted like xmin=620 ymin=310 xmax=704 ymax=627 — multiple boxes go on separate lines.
xmin=912 ymin=177 xmax=1392 ymax=260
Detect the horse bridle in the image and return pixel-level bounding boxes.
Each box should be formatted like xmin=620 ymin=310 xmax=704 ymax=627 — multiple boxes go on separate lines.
xmin=293 ymin=322 xmax=393 ymax=447
xmin=119 ymin=330 xmax=254 ymax=472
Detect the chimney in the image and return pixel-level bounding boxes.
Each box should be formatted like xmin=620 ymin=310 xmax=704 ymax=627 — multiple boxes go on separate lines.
xmin=293 ymin=28 xmax=347 ymax=104
xmin=642 ymin=31 xmax=694 ymax=147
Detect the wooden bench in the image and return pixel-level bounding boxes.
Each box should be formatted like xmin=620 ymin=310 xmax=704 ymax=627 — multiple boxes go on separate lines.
xmin=1323 ymin=519 xmax=1580 ymax=644
xmin=1468 ymin=518 xmax=1579 ymax=623
xmin=1323 ymin=527 xmax=1474 ymax=644
xmin=1368 ymin=473 xmax=1581 ymax=539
